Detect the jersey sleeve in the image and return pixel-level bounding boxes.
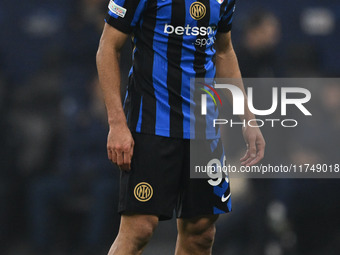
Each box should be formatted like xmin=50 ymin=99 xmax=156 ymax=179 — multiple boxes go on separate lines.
xmin=217 ymin=0 xmax=236 ymax=33
xmin=105 ymin=0 xmax=148 ymax=34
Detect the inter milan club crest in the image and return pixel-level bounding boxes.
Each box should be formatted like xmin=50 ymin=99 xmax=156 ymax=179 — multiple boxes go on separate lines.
xmin=216 ymin=0 xmax=224 ymax=4
xmin=134 ymin=182 xmax=153 ymax=202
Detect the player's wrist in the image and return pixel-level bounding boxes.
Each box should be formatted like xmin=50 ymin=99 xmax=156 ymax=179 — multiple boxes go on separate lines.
xmin=239 ymin=112 xmax=256 ymax=123
xmin=108 ymin=112 xmax=127 ymax=127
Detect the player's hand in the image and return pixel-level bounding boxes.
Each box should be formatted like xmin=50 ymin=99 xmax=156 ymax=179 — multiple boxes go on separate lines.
xmin=240 ymin=125 xmax=265 ymax=166
xmin=107 ymin=122 xmax=134 ymax=171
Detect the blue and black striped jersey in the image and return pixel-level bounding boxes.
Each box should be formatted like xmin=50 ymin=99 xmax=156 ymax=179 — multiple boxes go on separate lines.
xmin=105 ymin=0 xmax=236 ymax=139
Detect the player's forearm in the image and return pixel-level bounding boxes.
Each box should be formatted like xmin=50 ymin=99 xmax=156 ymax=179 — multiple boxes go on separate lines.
xmin=215 ymin=42 xmax=241 ymax=80
xmin=96 ymin=42 xmax=126 ymax=127
xmin=215 ymin=46 xmax=255 ymax=122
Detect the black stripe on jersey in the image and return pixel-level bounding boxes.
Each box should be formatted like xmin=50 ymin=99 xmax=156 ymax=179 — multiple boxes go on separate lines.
xmin=193 ymin=0 xmax=210 ymax=139
xmin=139 ymin=0 xmax=158 ymax=134
xmin=224 ymin=0 xmax=235 ymax=16
xmin=193 ymin=0 xmax=210 ymax=77
xmin=128 ymin=75 xmax=142 ymax=131
xmin=167 ymin=0 xmax=186 ymax=137
xmin=217 ymin=0 xmax=235 ymax=32
xmin=219 ymin=0 xmax=229 ymax=17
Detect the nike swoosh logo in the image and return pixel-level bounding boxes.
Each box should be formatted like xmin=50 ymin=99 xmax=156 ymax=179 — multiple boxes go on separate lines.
xmin=221 ymin=193 xmax=231 ymax=202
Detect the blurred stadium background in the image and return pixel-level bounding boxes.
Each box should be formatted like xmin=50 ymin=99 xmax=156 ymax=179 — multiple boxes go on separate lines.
xmin=0 ymin=0 xmax=339 ymax=255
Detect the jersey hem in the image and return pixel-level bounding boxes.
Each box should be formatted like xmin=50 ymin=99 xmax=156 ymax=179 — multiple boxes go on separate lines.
xmin=217 ymin=24 xmax=232 ymax=33
xmin=132 ymin=126 xmax=220 ymax=140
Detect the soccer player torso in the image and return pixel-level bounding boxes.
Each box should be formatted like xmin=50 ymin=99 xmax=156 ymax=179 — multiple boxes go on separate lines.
xmin=106 ymin=0 xmax=235 ymax=139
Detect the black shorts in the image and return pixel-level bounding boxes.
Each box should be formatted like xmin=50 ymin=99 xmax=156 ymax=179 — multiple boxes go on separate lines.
xmin=118 ymin=132 xmax=232 ymax=220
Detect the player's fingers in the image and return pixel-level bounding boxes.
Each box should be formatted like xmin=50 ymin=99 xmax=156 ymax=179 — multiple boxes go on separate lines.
xmin=123 ymin=150 xmax=130 ymax=164
xmin=241 ymin=146 xmax=256 ymax=165
xmin=240 ymin=154 xmax=250 ymax=165
xmin=111 ymin=150 xmax=117 ymax=164
xmin=120 ymin=163 xmax=130 ymax=171
xmin=107 ymin=148 xmax=112 ymax=161
xmin=245 ymin=141 xmax=265 ymax=166
xmin=121 ymin=149 xmax=131 ymax=171
xmin=257 ymin=143 xmax=265 ymax=160
xmin=240 ymin=153 xmax=250 ymax=165
xmin=122 ymin=152 xmax=132 ymax=171
xmin=128 ymin=141 xmax=134 ymax=169
xmin=241 ymin=156 xmax=254 ymax=166
xmin=240 ymin=144 xmax=249 ymax=162
xmin=130 ymin=142 xmax=134 ymax=158
xmin=248 ymin=139 xmax=257 ymax=159
xmin=240 ymin=151 xmax=249 ymax=162
xmin=108 ymin=148 xmax=117 ymax=163
xmin=116 ymin=150 xmax=124 ymax=166
xmin=246 ymin=155 xmax=262 ymax=166
xmin=123 ymin=141 xmax=133 ymax=159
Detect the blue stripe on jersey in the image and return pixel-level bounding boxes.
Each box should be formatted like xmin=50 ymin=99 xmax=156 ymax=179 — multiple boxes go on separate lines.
xmin=153 ymin=0 xmax=171 ymax=137
xmin=123 ymin=90 xmax=129 ymax=108
xmin=204 ymin=10 xmax=219 ymax=139
xmin=213 ymin=206 xmax=227 ymax=214
xmin=131 ymin=0 xmax=148 ymax=27
xmin=227 ymin=15 xmax=234 ymax=25
xmin=203 ymin=82 xmax=218 ymax=139
xmin=129 ymin=44 xmax=136 ymax=77
xmin=224 ymin=9 xmax=234 ymax=21
xmin=181 ymin=13 xmax=198 ymax=139
xmin=219 ymin=146 xmax=225 ymax=164
xmin=181 ymin=64 xmax=196 ymax=137
xmin=181 ymin=70 xmax=191 ymax=139
xmin=204 ymin=5 xmax=220 ymax=139
xmin=222 ymin=0 xmax=235 ymax=21
xmin=115 ymin=0 xmax=126 ymax=6
xmin=199 ymin=76 xmax=219 ymax=140
xmin=210 ymin=138 xmax=218 ymax=152
xmin=108 ymin=10 xmax=118 ymax=19
xmin=123 ymin=90 xmax=130 ymax=122
xmin=227 ymin=197 xmax=232 ymax=211
xmin=189 ymin=78 xmax=196 ymax=138
xmin=136 ymin=96 xmax=143 ymax=132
